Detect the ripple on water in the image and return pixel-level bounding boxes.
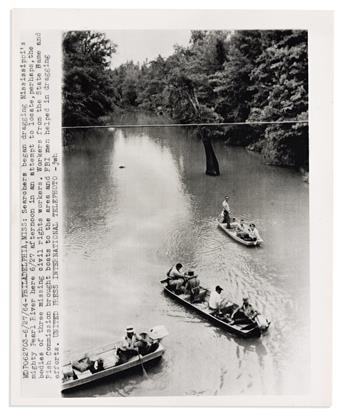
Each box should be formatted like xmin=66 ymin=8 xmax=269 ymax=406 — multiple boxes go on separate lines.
xmin=63 ymin=125 xmax=309 ymax=397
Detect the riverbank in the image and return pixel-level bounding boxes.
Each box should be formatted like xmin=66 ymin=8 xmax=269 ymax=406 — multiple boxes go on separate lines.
xmin=63 ymin=112 xmax=309 ymax=179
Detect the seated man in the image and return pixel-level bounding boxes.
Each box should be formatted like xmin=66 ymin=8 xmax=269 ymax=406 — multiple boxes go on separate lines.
xmin=247 ymin=223 xmax=263 ymax=243
xmin=208 ymin=285 xmax=223 ymax=312
xmin=89 ymin=358 xmax=104 ymax=374
xmin=208 ymin=285 xmax=234 ymax=316
xmin=135 ymin=332 xmax=159 ymax=356
xmin=184 ymin=271 xmax=202 ymax=302
xmin=231 ymin=297 xmax=259 ymax=322
xmin=116 ymin=326 xmax=140 ymax=365
xmin=241 ymin=297 xmax=259 ymax=319
xmin=167 ymin=263 xmax=186 ymax=293
xmin=235 ymin=219 xmax=250 ymax=239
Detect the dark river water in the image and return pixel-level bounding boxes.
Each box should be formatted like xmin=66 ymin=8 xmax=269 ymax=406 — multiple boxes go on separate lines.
xmin=62 ymin=115 xmax=309 ymax=397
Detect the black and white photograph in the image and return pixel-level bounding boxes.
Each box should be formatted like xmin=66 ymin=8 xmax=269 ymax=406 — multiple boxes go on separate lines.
xmin=60 ymin=28 xmax=310 ymax=397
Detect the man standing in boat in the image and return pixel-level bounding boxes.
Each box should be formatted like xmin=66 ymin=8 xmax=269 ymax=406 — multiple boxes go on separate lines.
xmin=222 ymin=196 xmax=232 ymax=229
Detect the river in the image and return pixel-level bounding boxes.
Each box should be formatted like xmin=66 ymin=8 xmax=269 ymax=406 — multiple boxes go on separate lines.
xmin=62 ymin=114 xmax=309 ymax=397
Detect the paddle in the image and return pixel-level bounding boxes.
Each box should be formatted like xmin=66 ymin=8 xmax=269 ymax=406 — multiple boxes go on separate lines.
xmin=136 ymin=350 xmax=149 ymax=379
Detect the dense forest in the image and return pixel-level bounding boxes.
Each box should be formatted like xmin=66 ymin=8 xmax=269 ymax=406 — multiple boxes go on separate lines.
xmin=63 ymin=30 xmax=309 ymax=169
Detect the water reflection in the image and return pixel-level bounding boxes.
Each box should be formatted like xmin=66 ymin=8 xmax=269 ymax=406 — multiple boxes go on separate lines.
xmin=63 ymin=119 xmax=309 ymax=397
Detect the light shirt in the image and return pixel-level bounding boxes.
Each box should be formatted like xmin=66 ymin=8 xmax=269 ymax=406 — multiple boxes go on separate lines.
xmin=169 ymin=265 xmax=183 ymax=280
xmin=252 ymin=228 xmax=260 ymax=238
xmin=209 ymin=290 xmax=222 ymax=309
xmin=222 ymin=200 xmax=230 ymax=213
xmin=242 ymin=303 xmax=256 ymax=318
xmin=121 ymin=334 xmax=138 ymax=350
xmin=248 ymin=227 xmax=260 ymax=240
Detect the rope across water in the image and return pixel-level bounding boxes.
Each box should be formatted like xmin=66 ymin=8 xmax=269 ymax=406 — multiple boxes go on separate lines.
xmin=62 ymin=120 xmax=308 ymax=129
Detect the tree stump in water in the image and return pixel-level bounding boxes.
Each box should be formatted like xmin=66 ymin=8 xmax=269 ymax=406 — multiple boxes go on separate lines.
xmin=199 ymin=128 xmax=220 ymax=176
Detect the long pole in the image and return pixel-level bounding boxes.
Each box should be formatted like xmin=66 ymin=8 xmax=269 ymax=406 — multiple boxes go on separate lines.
xmin=137 ymin=351 xmax=149 ymax=378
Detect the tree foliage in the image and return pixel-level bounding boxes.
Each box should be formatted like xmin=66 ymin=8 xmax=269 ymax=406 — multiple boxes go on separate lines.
xmin=111 ymin=30 xmax=309 ymax=168
xmin=62 ymin=31 xmax=117 ymax=126
xmin=62 ymin=30 xmax=309 ymax=168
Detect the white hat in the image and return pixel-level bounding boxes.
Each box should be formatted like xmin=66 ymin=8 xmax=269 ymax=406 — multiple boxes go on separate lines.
xmin=126 ymin=325 xmax=134 ymax=332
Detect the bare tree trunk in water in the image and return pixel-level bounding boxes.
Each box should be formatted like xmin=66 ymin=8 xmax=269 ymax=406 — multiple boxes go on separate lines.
xmin=199 ymin=128 xmax=220 ymax=176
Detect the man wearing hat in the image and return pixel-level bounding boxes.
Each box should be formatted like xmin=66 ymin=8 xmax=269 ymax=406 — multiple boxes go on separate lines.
xmin=184 ymin=271 xmax=202 ymax=302
xmin=230 ymin=297 xmax=258 ymax=322
xmin=240 ymin=297 xmax=258 ymax=319
xmin=116 ymin=326 xmax=140 ymax=365
xmin=222 ymin=196 xmax=232 ymax=229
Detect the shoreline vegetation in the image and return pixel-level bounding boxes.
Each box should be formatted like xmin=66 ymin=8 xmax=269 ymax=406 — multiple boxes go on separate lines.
xmin=62 ymin=30 xmax=309 ymax=173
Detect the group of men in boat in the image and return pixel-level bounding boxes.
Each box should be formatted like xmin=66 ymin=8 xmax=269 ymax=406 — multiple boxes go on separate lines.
xmin=221 ymin=195 xmax=261 ymax=242
xmin=70 ymin=326 xmax=160 ymax=377
xmin=209 ymin=285 xmax=259 ymax=322
xmin=166 ymin=263 xmax=262 ymax=325
xmin=166 ymin=263 xmax=205 ymax=303
xmin=70 ymin=195 xmax=265 ymax=382
xmin=116 ymin=326 xmax=159 ymax=365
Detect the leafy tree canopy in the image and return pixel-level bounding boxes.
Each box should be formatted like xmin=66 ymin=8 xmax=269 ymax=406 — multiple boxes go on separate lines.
xmin=63 ymin=31 xmax=117 ymax=126
xmin=111 ymin=29 xmax=308 ymax=168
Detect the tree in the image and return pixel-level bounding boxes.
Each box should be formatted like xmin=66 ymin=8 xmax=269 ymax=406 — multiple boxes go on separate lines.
xmin=63 ymin=31 xmax=117 ymax=126
xmin=248 ymin=31 xmax=309 ymax=167
xmin=107 ymin=29 xmax=309 ymax=169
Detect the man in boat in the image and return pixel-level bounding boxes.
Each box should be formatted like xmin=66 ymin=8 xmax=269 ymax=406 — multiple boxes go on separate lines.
xmin=241 ymin=297 xmax=259 ymax=319
xmin=248 ymin=223 xmax=262 ymax=242
xmin=135 ymin=332 xmax=160 ymax=356
xmin=116 ymin=326 xmax=141 ymax=365
xmin=208 ymin=285 xmax=234 ymax=315
xmin=222 ymin=196 xmax=232 ymax=229
xmin=184 ymin=271 xmax=204 ymax=303
xmin=234 ymin=219 xmax=250 ymax=238
xmin=89 ymin=358 xmax=104 ymax=374
xmin=231 ymin=297 xmax=259 ymax=321
xmin=166 ymin=263 xmax=186 ymax=293
xmin=231 ymin=297 xmax=269 ymax=330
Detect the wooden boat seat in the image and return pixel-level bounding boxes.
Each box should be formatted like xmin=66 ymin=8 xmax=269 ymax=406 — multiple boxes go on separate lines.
xmin=101 ymin=350 xmax=119 ymax=369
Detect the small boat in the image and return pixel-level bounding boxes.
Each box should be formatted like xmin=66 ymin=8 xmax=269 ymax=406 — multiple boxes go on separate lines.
xmin=164 ymin=285 xmax=269 ymax=338
xmin=61 ymin=326 xmax=168 ymax=392
xmin=217 ymin=219 xmax=263 ymax=246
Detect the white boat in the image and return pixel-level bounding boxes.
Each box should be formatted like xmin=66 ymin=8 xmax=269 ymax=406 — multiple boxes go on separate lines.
xmin=61 ymin=326 xmax=168 ymax=392
xmin=217 ymin=219 xmax=263 ymax=246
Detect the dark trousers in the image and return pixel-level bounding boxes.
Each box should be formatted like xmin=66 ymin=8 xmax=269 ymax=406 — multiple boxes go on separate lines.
xmin=116 ymin=348 xmax=138 ymax=365
xmin=137 ymin=341 xmax=159 ymax=355
xmin=223 ymin=210 xmax=231 ymax=228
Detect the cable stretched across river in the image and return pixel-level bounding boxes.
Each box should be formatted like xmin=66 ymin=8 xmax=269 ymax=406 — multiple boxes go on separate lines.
xmin=62 ymin=120 xmax=308 ymax=129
